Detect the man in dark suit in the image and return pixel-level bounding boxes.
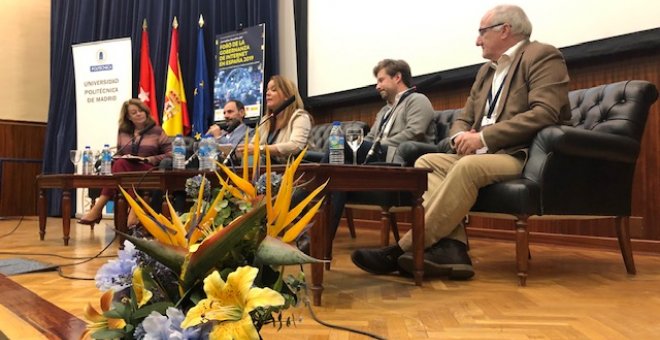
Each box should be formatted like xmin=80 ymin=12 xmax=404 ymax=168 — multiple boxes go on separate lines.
xmin=351 ymin=4 xmax=571 ymax=279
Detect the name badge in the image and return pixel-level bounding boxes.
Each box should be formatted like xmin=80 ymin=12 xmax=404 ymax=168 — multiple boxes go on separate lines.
xmin=481 ymin=115 xmax=496 ymax=128
xmin=476 ymin=116 xmax=496 ymax=154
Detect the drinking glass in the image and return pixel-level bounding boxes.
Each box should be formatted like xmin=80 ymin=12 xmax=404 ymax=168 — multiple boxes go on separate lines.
xmin=69 ymin=150 xmax=81 ymax=174
xmin=345 ymin=127 xmax=364 ymax=165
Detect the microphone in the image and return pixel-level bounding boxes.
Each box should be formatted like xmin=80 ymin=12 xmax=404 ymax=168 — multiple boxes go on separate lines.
xmin=112 ymin=123 xmax=156 ymax=157
xmin=363 ymin=87 xmax=417 ymax=164
xmin=185 ymin=150 xmax=198 ymax=166
xmin=224 ymin=119 xmax=242 ymax=133
xmin=222 ymin=95 xmax=296 ymax=165
xmin=259 ymin=95 xmax=296 ymax=127
xmin=414 ymin=73 xmax=443 ymax=91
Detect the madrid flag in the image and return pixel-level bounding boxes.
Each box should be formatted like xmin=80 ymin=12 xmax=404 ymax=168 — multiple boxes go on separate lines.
xmin=138 ymin=19 xmax=159 ymax=124
xmin=162 ymin=17 xmax=190 ymax=136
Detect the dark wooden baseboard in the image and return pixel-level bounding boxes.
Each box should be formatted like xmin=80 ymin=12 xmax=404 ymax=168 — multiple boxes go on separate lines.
xmin=344 ymin=218 xmax=660 ymax=255
xmin=0 ymin=274 xmax=86 ymax=338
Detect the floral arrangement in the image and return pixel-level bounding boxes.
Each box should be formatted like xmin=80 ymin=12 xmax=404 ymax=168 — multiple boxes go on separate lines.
xmin=82 ymin=137 xmax=327 ymax=340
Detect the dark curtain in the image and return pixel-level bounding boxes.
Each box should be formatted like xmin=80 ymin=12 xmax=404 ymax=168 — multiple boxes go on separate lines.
xmin=44 ymin=0 xmax=278 ymax=215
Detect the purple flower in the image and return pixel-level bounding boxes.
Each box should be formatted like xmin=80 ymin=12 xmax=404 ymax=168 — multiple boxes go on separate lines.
xmin=95 ymin=240 xmax=138 ymax=292
xmin=139 ymin=307 xmax=202 ymax=340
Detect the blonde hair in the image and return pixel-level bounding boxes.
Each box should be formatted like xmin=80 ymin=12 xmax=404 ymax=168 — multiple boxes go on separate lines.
xmin=266 ymin=75 xmax=312 ymax=130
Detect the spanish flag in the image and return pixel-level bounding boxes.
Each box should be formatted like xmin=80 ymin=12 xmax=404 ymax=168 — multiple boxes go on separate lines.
xmin=162 ymin=17 xmax=190 ymax=136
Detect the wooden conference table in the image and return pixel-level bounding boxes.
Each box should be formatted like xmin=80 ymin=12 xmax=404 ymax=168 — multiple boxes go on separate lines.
xmin=36 ymin=174 xmax=117 ymax=245
xmin=36 ymin=164 xmax=430 ymax=306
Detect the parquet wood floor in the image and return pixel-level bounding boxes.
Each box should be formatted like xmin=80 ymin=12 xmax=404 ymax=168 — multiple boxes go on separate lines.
xmin=1 ymin=217 xmax=660 ymax=339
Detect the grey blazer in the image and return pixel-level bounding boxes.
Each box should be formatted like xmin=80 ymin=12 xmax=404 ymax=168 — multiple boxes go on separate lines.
xmin=366 ymin=92 xmax=436 ymax=148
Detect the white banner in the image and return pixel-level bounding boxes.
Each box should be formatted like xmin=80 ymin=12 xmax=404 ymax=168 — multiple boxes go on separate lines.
xmin=72 ymin=37 xmax=132 ymax=216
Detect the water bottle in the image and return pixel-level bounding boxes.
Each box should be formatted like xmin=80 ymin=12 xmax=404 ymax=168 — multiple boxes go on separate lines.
xmin=205 ymin=134 xmax=218 ymax=171
xmin=328 ymin=121 xmax=345 ymax=165
xmin=198 ymin=134 xmax=212 ymax=171
xmin=100 ymin=144 xmax=112 ymax=175
xmin=172 ymin=134 xmax=186 ymax=170
xmin=82 ymin=146 xmax=94 ymax=175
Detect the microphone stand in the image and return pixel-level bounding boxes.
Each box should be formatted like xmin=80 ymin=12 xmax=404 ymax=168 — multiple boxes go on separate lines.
xmin=221 ymin=110 xmax=276 ymax=169
xmin=363 ymin=87 xmax=416 ymax=164
xmin=222 ymin=95 xmax=296 ymax=167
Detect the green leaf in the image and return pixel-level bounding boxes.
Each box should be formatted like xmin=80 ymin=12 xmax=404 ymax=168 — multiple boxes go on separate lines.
xmin=116 ymin=232 xmax=186 ymax=274
xmin=91 ymin=328 xmax=125 ymax=339
xmin=255 ymin=236 xmax=328 ymax=265
xmin=180 ymin=201 xmax=267 ymax=289
xmin=102 ymin=307 xmax=124 ymax=319
xmin=105 ymin=301 xmax=130 ymax=319
xmin=133 ymin=301 xmax=174 ymax=319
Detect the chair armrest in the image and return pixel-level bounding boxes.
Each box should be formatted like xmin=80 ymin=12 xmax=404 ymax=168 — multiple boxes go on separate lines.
xmin=533 ymin=125 xmax=640 ymax=163
xmin=303 ymin=150 xmax=325 ymax=163
xmin=396 ymin=139 xmax=451 ymax=166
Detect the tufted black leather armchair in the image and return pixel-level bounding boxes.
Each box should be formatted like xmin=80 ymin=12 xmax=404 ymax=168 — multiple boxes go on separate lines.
xmin=399 ymin=80 xmax=658 ymax=285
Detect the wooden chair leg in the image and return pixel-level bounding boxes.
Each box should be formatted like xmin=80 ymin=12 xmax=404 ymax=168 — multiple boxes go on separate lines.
xmin=389 ymin=212 xmax=400 ymax=242
xmin=614 ymin=216 xmax=636 ymax=275
xmin=344 ymin=207 xmax=357 ymax=239
xmin=380 ymin=208 xmax=391 ymax=246
xmin=515 ymin=215 xmax=530 ymax=286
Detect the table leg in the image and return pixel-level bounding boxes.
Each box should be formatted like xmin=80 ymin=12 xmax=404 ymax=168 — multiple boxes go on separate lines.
xmin=310 ymin=197 xmax=327 ymax=306
xmin=38 ymin=188 xmax=47 ymax=240
xmin=324 ymin=194 xmax=334 ymax=271
xmin=412 ymin=197 xmax=425 ymax=286
xmin=62 ymin=190 xmax=71 ymax=246
xmin=116 ymin=193 xmax=128 ymax=249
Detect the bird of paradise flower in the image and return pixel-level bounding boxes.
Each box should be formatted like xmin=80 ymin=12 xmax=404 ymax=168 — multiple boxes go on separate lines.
xmin=115 ymin=127 xmax=327 ymax=291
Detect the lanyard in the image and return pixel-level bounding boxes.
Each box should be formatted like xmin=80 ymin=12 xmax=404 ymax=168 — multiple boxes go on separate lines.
xmin=378 ymin=88 xmax=415 ymax=132
xmin=486 ymin=76 xmax=506 ymax=119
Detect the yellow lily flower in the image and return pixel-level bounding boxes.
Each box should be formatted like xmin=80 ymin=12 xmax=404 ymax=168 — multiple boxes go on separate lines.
xmin=132 ymin=267 xmax=153 ymax=308
xmin=81 ymin=290 xmax=126 ymax=339
xmin=181 ymin=267 xmax=285 ymax=340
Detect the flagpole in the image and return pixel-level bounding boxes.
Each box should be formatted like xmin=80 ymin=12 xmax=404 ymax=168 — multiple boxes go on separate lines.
xmin=162 ymin=16 xmax=190 ymax=136
xmin=192 ymin=13 xmax=211 ymax=140
xmin=138 ymin=18 xmax=159 ymax=124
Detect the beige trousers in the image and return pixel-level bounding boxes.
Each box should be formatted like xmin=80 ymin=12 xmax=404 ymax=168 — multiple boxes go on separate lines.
xmin=398 ymin=153 xmax=524 ymax=251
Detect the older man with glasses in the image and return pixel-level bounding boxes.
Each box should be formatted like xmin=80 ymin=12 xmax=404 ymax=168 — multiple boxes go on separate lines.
xmin=351 ymin=4 xmax=571 ymax=280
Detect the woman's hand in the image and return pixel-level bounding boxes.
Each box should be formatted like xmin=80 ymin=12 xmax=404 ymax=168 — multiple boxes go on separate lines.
xmin=235 ymin=144 xmax=256 ymax=155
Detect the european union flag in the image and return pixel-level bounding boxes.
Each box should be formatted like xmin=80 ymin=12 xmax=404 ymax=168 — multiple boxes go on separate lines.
xmin=192 ymin=16 xmax=211 ymax=139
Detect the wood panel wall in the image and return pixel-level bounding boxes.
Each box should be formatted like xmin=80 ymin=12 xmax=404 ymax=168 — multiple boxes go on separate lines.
xmin=309 ymin=47 xmax=660 ymax=245
xmin=0 ymin=120 xmax=46 ymax=216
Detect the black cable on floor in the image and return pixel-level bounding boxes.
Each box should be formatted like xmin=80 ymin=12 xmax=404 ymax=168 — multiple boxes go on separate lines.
xmin=57 ymin=234 xmax=118 ymax=280
xmin=0 ymin=251 xmax=116 ymax=260
xmin=297 ymin=264 xmax=387 ymax=340
xmin=303 ymin=296 xmax=387 ymax=340
xmin=0 ymin=216 xmax=24 ymax=239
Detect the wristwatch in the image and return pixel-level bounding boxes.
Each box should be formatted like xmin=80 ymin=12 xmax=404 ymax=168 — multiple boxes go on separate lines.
xmin=259 ymin=145 xmax=266 ymax=154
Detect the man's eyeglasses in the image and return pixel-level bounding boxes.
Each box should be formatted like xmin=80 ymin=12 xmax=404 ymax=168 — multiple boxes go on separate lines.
xmin=478 ymin=22 xmax=505 ymax=36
